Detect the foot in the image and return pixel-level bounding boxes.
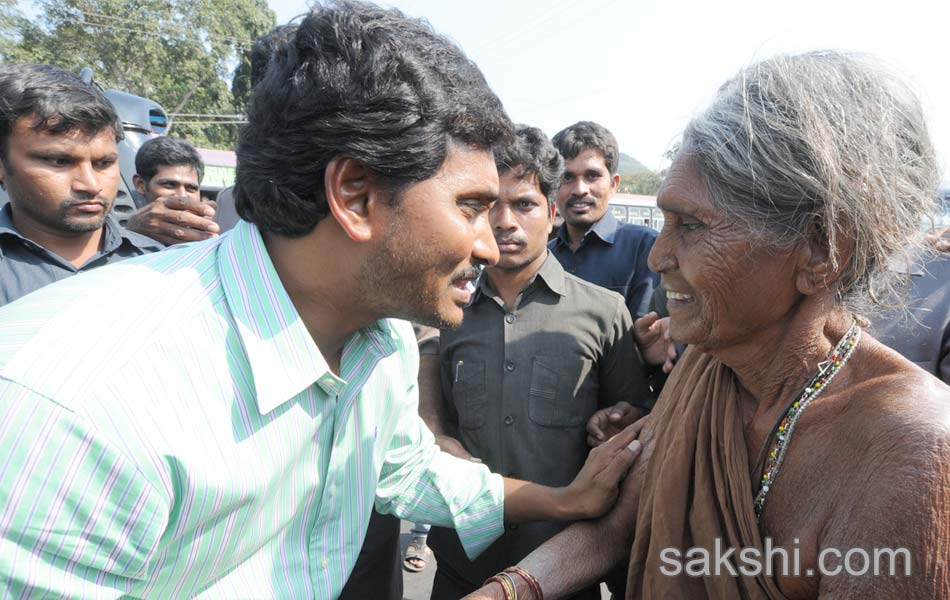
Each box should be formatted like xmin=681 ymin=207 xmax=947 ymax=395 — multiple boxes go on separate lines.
xmin=403 ymin=535 xmax=430 ymax=573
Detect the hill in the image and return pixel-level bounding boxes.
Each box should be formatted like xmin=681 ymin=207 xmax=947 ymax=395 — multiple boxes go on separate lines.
xmin=618 ymin=152 xmax=650 ymax=175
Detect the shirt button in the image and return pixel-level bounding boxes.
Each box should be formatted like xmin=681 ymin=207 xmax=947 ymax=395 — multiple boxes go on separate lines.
xmin=508 ymin=523 xmax=519 ymax=531
xmin=322 ymin=556 xmax=329 ymax=568
xmin=505 ymin=314 xmax=516 ymax=324
xmin=505 ymin=361 xmax=515 ymax=372
xmin=504 ymin=415 xmax=514 ymax=425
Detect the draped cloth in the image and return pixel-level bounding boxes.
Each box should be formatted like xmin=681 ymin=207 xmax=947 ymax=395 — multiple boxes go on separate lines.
xmin=625 ymin=347 xmax=789 ymax=600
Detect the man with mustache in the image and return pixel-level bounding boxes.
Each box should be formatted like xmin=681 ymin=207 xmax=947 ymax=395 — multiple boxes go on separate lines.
xmin=422 ymin=125 xmax=650 ymax=599
xmin=0 ymin=5 xmax=643 ymax=598
xmin=125 ymin=136 xmax=218 ymax=246
xmin=550 ymin=121 xmax=659 ymax=321
xmin=0 ymin=63 xmax=161 ymax=306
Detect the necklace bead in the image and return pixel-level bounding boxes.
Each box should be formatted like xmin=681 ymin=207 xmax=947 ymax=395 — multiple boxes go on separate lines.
xmin=753 ymin=321 xmax=862 ymax=520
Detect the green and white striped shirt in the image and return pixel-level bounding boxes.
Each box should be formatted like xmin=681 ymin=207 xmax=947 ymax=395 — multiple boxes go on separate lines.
xmin=0 ymin=220 xmax=504 ymax=599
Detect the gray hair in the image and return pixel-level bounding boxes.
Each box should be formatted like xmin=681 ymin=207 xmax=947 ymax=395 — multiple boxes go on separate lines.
xmin=683 ymin=50 xmax=940 ymax=316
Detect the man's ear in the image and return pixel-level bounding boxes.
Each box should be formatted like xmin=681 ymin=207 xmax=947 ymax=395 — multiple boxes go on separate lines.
xmin=132 ymin=174 xmax=147 ymax=195
xmin=0 ymin=156 xmax=6 ymax=190
xmin=610 ymin=172 xmax=621 ymax=193
xmin=324 ymin=156 xmax=378 ymax=243
xmin=795 ymin=221 xmax=853 ymax=296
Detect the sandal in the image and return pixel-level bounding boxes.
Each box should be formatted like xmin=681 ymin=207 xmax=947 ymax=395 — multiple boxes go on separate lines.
xmin=403 ymin=535 xmax=430 ymax=573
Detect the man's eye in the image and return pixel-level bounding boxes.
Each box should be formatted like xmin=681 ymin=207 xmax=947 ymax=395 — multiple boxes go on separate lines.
xmin=46 ymin=157 xmax=71 ymax=167
xmin=94 ymin=159 xmax=116 ymax=169
xmin=459 ymin=200 xmax=486 ymax=215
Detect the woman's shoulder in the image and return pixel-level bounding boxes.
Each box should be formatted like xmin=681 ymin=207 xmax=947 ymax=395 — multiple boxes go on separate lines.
xmin=839 ymin=339 xmax=950 ymax=459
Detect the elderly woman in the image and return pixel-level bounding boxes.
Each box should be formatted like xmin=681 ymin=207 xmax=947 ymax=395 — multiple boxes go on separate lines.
xmin=466 ymin=50 xmax=950 ymax=600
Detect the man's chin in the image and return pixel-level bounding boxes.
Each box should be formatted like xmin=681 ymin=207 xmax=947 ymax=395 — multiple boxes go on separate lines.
xmin=61 ymin=210 xmax=110 ymax=233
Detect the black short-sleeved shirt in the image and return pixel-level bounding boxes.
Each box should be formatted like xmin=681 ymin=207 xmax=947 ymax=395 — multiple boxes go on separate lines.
xmin=0 ymin=203 xmax=163 ymax=307
xmin=549 ymin=210 xmax=659 ymax=319
xmin=428 ymin=252 xmax=649 ymax=595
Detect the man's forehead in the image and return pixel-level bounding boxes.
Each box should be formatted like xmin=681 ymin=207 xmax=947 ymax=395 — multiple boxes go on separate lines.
xmin=13 ymin=115 xmax=116 ymax=146
xmin=564 ymin=147 xmax=608 ymax=171
xmin=153 ymin=164 xmax=200 ymax=181
xmin=499 ymin=170 xmax=542 ymax=197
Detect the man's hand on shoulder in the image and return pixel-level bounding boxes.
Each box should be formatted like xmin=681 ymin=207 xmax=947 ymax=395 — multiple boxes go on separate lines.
xmin=435 ymin=434 xmax=481 ymax=463
xmin=561 ymin=418 xmax=647 ymax=519
xmin=587 ymin=401 xmax=645 ymax=447
xmin=127 ymin=196 xmax=219 ymax=245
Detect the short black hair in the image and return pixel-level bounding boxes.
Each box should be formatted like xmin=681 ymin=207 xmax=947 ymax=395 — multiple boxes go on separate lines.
xmin=235 ymin=0 xmax=513 ymax=237
xmin=552 ymin=121 xmax=619 ymax=175
xmin=0 ymin=63 xmax=123 ymax=160
xmin=249 ymin=24 xmax=298 ymax=88
xmin=135 ymin=136 xmax=205 ymax=183
xmin=494 ymin=125 xmax=563 ymax=207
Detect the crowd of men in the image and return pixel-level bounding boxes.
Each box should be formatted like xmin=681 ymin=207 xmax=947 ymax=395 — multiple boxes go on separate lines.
xmin=0 ymin=1 xmax=947 ymax=599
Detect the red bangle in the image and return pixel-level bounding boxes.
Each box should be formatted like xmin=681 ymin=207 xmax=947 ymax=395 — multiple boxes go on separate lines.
xmin=482 ymin=573 xmax=516 ymax=600
xmin=505 ymin=566 xmax=543 ymax=600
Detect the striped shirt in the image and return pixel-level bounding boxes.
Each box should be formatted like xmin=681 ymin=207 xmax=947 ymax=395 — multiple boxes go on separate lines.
xmin=0 ymin=220 xmax=504 ymax=599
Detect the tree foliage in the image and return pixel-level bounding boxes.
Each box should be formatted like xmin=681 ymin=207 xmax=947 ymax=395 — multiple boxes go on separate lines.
xmin=0 ymin=0 xmax=276 ymax=149
xmin=619 ymin=172 xmax=662 ymax=195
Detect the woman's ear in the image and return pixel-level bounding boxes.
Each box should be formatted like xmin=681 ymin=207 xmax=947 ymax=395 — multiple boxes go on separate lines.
xmin=795 ymin=219 xmax=853 ymax=296
xmin=324 ymin=156 xmax=374 ymax=242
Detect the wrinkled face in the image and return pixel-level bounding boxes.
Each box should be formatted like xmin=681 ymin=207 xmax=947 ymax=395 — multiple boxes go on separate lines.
xmin=555 ymin=147 xmax=619 ymax=232
xmin=648 ymin=153 xmax=801 ymax=352
xmin=360 ymin=143 xmax=500 ymax=328
xmin=490 ymin=171 xmax=554 ymax=272
xmin=0 ymin=118 xmax=119 ymax=235
xmin=136 ymin=164 xmax=200 ymax=202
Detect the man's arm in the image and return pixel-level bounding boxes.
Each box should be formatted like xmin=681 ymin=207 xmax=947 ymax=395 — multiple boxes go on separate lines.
xmin=0 ymin=380 xmax=167 ymax=598
xmin=465 ymin=415 xmax=655 ymax=599
xmin=126 ymin=196 xmax=219 ymax=245
xmin=587 ymin=296 xmax=647 ymax=446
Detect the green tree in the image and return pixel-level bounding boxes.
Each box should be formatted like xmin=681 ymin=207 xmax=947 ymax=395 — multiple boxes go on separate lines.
xmin=0 ymin=0 xmax=275 ymax=149
xmin=619 ymin=172 xmax=662 ymax=195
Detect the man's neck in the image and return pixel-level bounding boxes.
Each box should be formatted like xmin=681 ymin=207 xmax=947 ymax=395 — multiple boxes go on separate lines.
xmin=262 ymin=227 xmax=375 ymax=375
xmin=485 ymin=252 xmax=547 ymax=310
xmin=11 ymin=211 xmax=105 ymax=268
xmin=565 ymin=222 xmax=593 ymax=251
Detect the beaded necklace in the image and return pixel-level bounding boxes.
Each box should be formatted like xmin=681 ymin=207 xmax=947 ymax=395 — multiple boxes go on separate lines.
xmin=752 ymin=321 xmax=862 ymax=520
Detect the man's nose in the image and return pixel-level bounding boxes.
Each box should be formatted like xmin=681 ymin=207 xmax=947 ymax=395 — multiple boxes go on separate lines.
xmin=568 ymin=178 xmax=588 ymax=198
xmin=71 ymin=162 xmax=103 ymax=197
xmin=490 ymin=204 xmax=516 ymax=231
xmin=473 ymin=212 xmax=499 ymax=267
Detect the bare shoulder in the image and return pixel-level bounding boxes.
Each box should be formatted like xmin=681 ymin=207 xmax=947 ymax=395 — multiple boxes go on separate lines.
xmin=818 ymin=347 xmax=950 ymax=599
xmin=841 ymin=338 xmax=950 ymax=443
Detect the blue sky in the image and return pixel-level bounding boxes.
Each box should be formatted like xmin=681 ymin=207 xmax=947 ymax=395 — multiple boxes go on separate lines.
xmin=267 ymin=0 xmax=950 ymax=181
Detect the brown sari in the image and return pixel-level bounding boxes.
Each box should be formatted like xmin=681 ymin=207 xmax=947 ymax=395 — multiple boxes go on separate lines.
xmin=625 ymin=347 xmax=788 ymax=600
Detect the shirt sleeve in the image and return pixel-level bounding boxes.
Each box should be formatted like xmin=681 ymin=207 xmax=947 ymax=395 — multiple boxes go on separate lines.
xmin=623 ymin=230 xmax=660 ymax=320
xmin=598 ymin=295 xmax=654 ymax=411
xmin=0 ymin=378 xmax=167 ymax=599
xmin=372 ymin=376 xmax=504 ymax=560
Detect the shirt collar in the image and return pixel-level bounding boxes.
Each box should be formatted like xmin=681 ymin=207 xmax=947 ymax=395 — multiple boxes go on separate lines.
xmin=552 ymin=208 xmax=620 ymax=248
xmin=588 ymin=209 xmax=620 ymax=243
xmin=218 ymin=220 xmax=397 ymax=415
xmin=473 ymin=251 xmax=566 ymax=303
xmin=534 ymin=251 xmax=567 ymax=296
xmin=0 ymin=202 xmax=162 ymax=259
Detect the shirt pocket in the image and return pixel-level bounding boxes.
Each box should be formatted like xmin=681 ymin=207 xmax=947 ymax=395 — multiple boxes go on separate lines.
xmin=528 ymin=355 xmax=594 ymax=428
xmin=451 ymin=360 xmax=487 ymax=430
